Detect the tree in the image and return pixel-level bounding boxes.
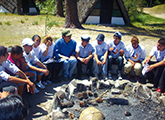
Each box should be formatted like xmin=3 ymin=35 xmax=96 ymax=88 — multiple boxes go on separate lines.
xmin=56 ymin=0 xmax=64 ymax=17
xmin=64 ymin=0 xmax=84 ymax=29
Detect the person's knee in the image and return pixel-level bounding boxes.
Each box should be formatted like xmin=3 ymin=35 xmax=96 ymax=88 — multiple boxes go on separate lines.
xmin=108 ymin=55 xmax=113 ymax=60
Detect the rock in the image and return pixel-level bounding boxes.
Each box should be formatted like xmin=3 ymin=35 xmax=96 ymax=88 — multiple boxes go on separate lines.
xmin=79 ymin=107 xmax=105 ymax=120
xmin=79 ymin=100 xmax=88 ymax=107
xmin=55 ymin=90 xmax=66 ymax=100
xmin=111 ymin=89 xmax=122 ymax=94
xmin=124 ymin=82 xmax=134 ymax=95
xmin=88 ymin=100 xmax=98 ymax=106
xmin=52 ymin=107 xmax=65 ymax=119
xmin=86 ymin=90 xmax=93 ymax=97
xmin=124 ymin=111 xmax=131 ymax=116
xmin=160 ymin=96 xmax=165 ymax=106
xmin=94 ymin=92 xmax=98 ymax=98
xmin=95 ymin=97 xmax=103 ymax=103
xmin=82 ymin=91 xmax=88 ymax=99
xmin=77 ymin=92 xmax=83 ymax=100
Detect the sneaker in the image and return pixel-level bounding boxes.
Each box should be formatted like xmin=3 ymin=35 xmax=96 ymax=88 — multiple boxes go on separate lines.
xmin=42 ymin=81 xmax=48 ymax=86
xmin=36 ymin=81 xmax=45 ymax=89
xmin=108 ymin=72 xmax=112 ymax=79
xmin=156 ymin=88 xmax=161 ymax=93
xmin=46 ymin=80 xmax=52 ymax=84
xmin=94 ymin=73 xmax=98 ymax=78
xmin=102 ymin=75 xmax=108 ymax=80
xmin=118 ymin=73 xmax=122 ymax=80
xmin=35 ymin=87 xmax=39 ymax=94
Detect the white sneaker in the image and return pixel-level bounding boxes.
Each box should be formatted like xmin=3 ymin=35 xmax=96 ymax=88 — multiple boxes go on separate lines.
xmin=36 ymin=81 xmax=45 ymax=89
xmin=46 ymin=80 xmax=52 ymax=84
xmin=102 ymin=75 xmax=108 ymax=80
xmin=118 ymin=73 xmax=122 ymax=80
xmin=35 ymin=87 xmax=39 ymax=94
xmin=94 ymin=73 xmax=98 ymax=78
xmin=108 ymin=72 xmax=112 ymax=79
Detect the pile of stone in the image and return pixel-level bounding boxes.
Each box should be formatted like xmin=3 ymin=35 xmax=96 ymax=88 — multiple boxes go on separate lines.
xmin=48 ymin=77 xmax=165 ymax=120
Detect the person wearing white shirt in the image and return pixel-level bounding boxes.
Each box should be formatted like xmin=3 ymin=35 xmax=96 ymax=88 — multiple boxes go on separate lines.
xmin=144 ymin=38 xmax=165 ymax=93
xmin=22 ymin=38 xmax=49 ymax=90
xmin=0 ymin=46 xmax=35 ymax=96
xmin=93 ymin=34 xmax=108 ymax=80
xmin=107 ymin=32 xmax=125 ymax=80
xmin=40 ymin=36 xmax=63 ymax=83
xmin=76 ymin=34 xmax=94 ymax=79
xmin=124 ymin=36 xmax=146 ymax=82
xmin=32 ymin=35 xmax=42 ymax=59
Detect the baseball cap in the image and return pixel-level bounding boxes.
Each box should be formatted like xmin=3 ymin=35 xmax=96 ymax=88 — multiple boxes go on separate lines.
xmin=114 ymin=32 xmax=122 ymax=39
xmin=0 ymin=46 xmax=7 ymax=56
xmin=22 ymin=38 xmax=35 ymax=46
xmin=96 ymin=34 xmax=105 ymax=41
xmin=81 ymin=34 xmax=90 ymax=41
xmin=62 ymin=30 xmax=72 ymax=37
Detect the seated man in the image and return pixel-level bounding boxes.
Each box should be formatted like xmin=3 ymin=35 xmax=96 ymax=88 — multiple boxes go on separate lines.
xmin=0 ymin=46 xmax=35 ymax=96
xmin=54 ymin=30 xmax=77 ymax=81
xmin=107 ymin=32 xmax=125 ymax=80
xmin=92 ymin=34 xmax=108 ymax=80
xmin=22 ymin=38 xmax=49 ymax=90
xmin=124 ymin=36 xmax=146 ymax=82
xmin=144 ymin=38 xmax=165 ymax=92
xmin=76 ymin=34 xmax=94 ymax=79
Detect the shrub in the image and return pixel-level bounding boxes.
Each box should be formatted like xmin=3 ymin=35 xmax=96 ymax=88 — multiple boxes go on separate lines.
xmin=0 ymin=21 xmax=2 ymax=25
xmin=5 ymin=21 xmax=11 ymax=25
xmin=32 ymin=21 xmax=38 ymax=25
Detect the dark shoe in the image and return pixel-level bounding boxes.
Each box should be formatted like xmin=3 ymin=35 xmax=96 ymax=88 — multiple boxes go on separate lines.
xmin=76 ymin=75 xmax=82 ymax=80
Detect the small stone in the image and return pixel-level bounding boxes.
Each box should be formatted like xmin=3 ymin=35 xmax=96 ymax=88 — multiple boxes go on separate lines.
xmin=94 ymin=93 xmax=98 ymax=98
xmin=82 ymin=91 xmax=88 ymax=99
xmin=87 ymin=90 xmax=93 ymax=97
xmin=125 ymin=111 xmax=131 ymax=116
xmin=77 ymin=92 xmax=83 ymax=100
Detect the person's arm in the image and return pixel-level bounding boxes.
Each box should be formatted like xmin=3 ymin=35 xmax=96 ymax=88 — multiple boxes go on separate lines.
xmin=102 ymin=51 xmax=108 ymax=65
xmin=43 ymin=41 xmax=52 ymax=57
xmin=94 ymin=53 xmax=102 ymax=65
xmin=144 ymin=55 xmax=152 ymax=64
xmin=148 ymin=58 xmax=165 ymax=71
xmin=29 ymin=65 xmax=49 ymax=76
xmin=84 ymin=52 xmax=93 ymax=64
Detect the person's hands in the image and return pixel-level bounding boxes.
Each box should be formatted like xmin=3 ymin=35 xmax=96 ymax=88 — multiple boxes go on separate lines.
xmin=102 ymin=59 xmax=106 ymax=65
xmin=96 ymin=60 xmax=102 ymax=66
xmin=84 ymin=58 xmax=89 ymax=64
xmin=144 ymin=57 xmax=150 ymax=64
xmin=27 ymin=80 xmax=35 ymax=94
xmin=147 ymin=65 xmax=155 ymax=72
xmin=109 ymin=47 xmax=114 ymax=52
xmin=42 ymin=69 xmax=49 ymax=76
xmin=119 ymin=49 xmax=124 ymax=56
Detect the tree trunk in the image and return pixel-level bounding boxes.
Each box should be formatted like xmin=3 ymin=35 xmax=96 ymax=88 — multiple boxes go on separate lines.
xmin=56 ymin=0 xmax=64 ymax=17
xmin=65 ymin=0 xmax=84 ymax=29
xmin=16 ymin=0 xmax=23 ymax=15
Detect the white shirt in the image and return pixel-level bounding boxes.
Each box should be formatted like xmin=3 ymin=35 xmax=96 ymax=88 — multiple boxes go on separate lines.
xmin=40 ymin=43 xmax=55 ymax=62
xmin=107 ymin=40 xmax=125 ymax=58
xmin=0 ymin=60 xmax=19 ymax=81
xmin=125 ymin=44 xmax=146 ymax=62
xmin=76 ymin=42 xmax=94 ymax=58
xmin=92 ymin=41 xmax=108 ymax=56
xmin=149 ymin=46 xmax=165 ymax=62
xmin=32 ymin=46 xmax=42 ymax=59
xmin=23 ymin=50 xmax=39 ymax=67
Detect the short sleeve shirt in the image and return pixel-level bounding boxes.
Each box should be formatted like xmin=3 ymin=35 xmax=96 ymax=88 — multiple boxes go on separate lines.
xmin=125 ymin=44 xmax=146 ymax=62
xmin=92 ymin=41 xmax=108 ymax=56
xmin=76 ymin=42 xmax=94 ymax=58
xmin=149 ymin=46 xmax=165 ymax=62
xmin=23 ymin=50 xmax=39 ymax=66
xmin=32 ymin=46 xmax=42 ymax=59
xmin=0 ymin=60 xmax=19 ymax=82
xmin=40 ymin=43 xmax=55 ymax=62
xmin=107 ymin=40 xmax=125 ymax=58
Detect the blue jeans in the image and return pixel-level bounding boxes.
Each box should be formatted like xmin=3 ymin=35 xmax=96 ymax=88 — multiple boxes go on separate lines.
xmin=93 ymin=56 xmax=108 ymax=75
xmin=63 ymin=58 xmax=77 ymax=78
xmin=108 ymin=55 xmax=124 ymax=73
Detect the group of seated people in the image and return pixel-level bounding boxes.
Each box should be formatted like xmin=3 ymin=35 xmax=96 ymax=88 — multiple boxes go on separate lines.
xmin=0 ymin=30 xmax=165 ymax=99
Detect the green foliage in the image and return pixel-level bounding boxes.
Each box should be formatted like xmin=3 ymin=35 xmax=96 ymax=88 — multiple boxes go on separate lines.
xmin=5 ymin=21 xmax=11 ymax=25
xmin=19 ymin=20 xmax=25 ymax=23
xmin=25 ymin=17 xmax=28 ymax=21
xmin=32 ymin=21 xmax=38 ymax=25
xmin=0 ymin=21 xmax=2 ymax=25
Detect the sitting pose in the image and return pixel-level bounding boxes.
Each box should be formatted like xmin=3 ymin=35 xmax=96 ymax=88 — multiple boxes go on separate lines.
xmin=76 ymin=34 xmax=94 ymax=79
xmin=54 ymin=30 xmax=77 ymax=81
xmin=124 ymin=36 xmax=146 ymax=82
xmin=92 ymin=34 xmax=108 ymax=80
xmin=22 ymin=38 xmax=49 ymax=90
xmin=0 ymin=46 xmax=35 ymax=96
xmin=144 ymin=38 xmax=165 ymax=93
xmin=107 ymin=32 xmax=125 ymax=80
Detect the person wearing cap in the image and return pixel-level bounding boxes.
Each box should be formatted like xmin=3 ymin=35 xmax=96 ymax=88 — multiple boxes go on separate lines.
xmin=92 ymin=34 xmax=108 ymax=80
xmin=144 ymin=38 xmax=165 ymax=93
xmin=107 ymin=31 xmax=125 ymax=80
xmin=22 ymin=38 xmax=49 ymax=90
xmin=124 ymin=36 xmax=146 ymax=82
xmin=53 ymin=30 xmax=77 ymax=81
xmin=0 ymin=46 xmax=35 ymax=96
xmin=75 ymin=34 xmax=95 ymax=79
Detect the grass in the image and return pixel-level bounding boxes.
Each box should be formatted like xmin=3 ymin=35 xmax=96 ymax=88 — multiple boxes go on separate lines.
xmin=0 ymin=8 xmax=165 ymax=48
